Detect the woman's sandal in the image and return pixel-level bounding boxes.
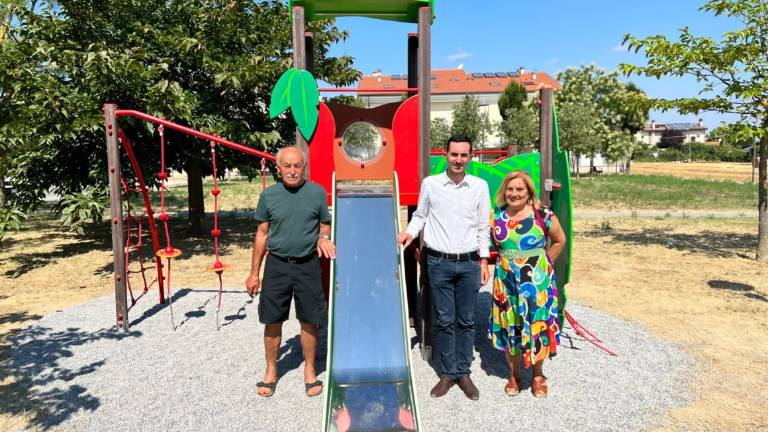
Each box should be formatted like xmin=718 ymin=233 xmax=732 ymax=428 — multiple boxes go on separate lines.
xmin=504 ymin=377 xmax=521 ymax=396
xmin=531 ymin=376 xmax=548 ymax=398
xmin=257 ymin=381 xmax=277 ymax=398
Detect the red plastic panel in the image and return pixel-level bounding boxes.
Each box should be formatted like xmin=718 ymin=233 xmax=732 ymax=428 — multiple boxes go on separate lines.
xmin=392 ymin=95 xmax=420 ymax=206
xmin=308 ymin=102 xmax=337 ymax=205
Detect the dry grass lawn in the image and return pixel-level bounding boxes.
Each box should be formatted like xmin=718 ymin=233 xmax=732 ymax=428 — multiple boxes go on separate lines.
xmin=632 ymin=162 xmax=755 ymax=182
xmin=570 ymin=217 xmax=768 ymax=431
xmin=1 ymin=214 xmax=767 ymax=430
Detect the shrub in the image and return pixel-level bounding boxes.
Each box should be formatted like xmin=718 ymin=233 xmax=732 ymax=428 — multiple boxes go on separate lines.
xmin=55 ymin=186 xmax=109 ymax=234
xmin=0 ymin=205 xmax=27 ymax=243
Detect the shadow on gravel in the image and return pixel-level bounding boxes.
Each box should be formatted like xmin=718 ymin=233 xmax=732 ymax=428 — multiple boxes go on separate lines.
xmin=129 ymin=288 xmax=193 ymax=327
xmin=474 ymin=292 xmax=508 ymax=380
xmin=584 ymin=227 xmax=755 ymax=259
xmin=7 ymin=325 xmax=141 ymax=430
xmin=271 ymin=321 xmax=328 ymax=382
xmin=708 ymin=279 xmax=768 ymax=303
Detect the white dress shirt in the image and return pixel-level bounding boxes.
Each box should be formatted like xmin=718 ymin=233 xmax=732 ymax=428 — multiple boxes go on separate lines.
xmin=405 ymin=172 xmax=491 ymax=258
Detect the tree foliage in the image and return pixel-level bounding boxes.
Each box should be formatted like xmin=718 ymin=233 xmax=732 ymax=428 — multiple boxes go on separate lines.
xmin=450 ymin=95 xmax=494 ymax=148
xmin=620 ymin=0 xmax=768 ymax=260
xmin=430 ymin=117 xmax=451 ymax=149
xmin=0 ymin=0 xmax=359 ymax=233
xmin=556 ymin=64 xmax=648 ymax=162
xmin=497 ymin=80 xmax=528 ymax=121
xmin=557 ymin=101 xmax=601 ymax=159
xmin=498 ymin=106 xmax=537 ymax=148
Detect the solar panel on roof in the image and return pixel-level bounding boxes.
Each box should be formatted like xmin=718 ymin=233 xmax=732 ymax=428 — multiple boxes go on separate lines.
xmin=391 ymin=74 xmax=401 ymax=80
xmin=495 ymin=72 xmax=507 ymax=78
xmin=507 ymin=72 xmax=519 ymax=77
xmin=430 ymin=74 xmax=436 ymax=80
xmin=483 ymin=72 xmax=495 ymax=78
xmin=472 ymin=73 xmax=484 ymax=78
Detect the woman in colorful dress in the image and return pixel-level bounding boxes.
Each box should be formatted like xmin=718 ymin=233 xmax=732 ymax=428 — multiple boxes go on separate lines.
xmin=488 ymin=170 xmax=566 ymax=398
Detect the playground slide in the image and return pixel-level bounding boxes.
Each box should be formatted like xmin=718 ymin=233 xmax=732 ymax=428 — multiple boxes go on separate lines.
xmin=322 ymin=175 xmax=421 ymax=432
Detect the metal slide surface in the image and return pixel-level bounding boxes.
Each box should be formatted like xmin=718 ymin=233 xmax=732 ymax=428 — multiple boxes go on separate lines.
xmin=323 ymin=178 xmax=420 ymax=432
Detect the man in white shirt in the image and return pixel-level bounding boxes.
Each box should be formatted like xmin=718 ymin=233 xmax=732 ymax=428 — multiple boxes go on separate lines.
xmin=397 ymin=135 xmax=491 ymax=401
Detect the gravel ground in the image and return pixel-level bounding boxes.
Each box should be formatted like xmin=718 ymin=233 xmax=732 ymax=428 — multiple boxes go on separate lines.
xmin=11 ymin=284 xmax=693 ymax=432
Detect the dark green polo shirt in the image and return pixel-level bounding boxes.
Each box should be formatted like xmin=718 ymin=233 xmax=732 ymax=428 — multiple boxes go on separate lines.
xmin=254 ymin=180 xmax=331 ymax=257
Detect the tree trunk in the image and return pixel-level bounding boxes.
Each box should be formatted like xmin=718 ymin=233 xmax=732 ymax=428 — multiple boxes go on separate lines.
xmin=0 ymin=175 xmax=5 ymax=207
xmin=626 ymin=152 xmax=633 ymax=174
xmin=185 ymin=158 xmax=205 ymax=237
xmin=757 ymin=129 xmax=768 ymax=261
xmin=575 ymin=153 xmax=580 ymax=181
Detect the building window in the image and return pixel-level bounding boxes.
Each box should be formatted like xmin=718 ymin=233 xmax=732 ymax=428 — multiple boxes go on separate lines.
xmin=690 ymin=136 xmax=696 ymax=142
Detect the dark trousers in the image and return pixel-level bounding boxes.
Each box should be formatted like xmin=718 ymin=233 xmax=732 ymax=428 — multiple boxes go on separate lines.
xmin=426 ymin=255 xmax=480 ymax=379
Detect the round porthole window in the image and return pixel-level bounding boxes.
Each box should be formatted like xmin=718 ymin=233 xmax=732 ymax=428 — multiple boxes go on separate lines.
xmin=341 ymin=121 xmax=383 ymax=163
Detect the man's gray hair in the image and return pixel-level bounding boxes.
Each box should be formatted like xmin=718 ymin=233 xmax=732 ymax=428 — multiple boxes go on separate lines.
xmin=276 ymin=146 xmax=307 ymax=165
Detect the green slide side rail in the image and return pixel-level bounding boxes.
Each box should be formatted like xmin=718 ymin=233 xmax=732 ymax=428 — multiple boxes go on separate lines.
xmin=289 ymin=0 xmax=434 ymax=23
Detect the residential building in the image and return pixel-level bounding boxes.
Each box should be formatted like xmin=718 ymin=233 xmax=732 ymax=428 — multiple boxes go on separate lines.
xmin=356 ymin=67 xmax=561 ymax=148
xmin=635 ymin=119 xmax=707 ymax=146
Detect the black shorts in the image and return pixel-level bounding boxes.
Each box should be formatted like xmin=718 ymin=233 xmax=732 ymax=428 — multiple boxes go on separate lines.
xmin=258 ymin=254 xmax=326 ymax=325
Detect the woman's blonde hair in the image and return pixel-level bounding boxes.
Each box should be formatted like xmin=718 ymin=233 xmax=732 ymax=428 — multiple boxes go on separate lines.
xmin=495 ymin=170 xmax=539 ymax=208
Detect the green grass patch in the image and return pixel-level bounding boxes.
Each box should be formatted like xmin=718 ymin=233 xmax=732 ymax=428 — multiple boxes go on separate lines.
xmin=571 ymin=174 xmax=757 ymax=209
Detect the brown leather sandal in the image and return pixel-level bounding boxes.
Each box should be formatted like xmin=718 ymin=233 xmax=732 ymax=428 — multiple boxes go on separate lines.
xmin=531 ymin=376 xmax=548 ymax=398
xmin=504 ymin=377 xmax=521 ymax=396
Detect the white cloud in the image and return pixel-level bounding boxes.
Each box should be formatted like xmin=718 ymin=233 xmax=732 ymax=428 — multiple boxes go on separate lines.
xmin=447 ymin=48 xmax=473 ymax=62
xmin=544 ymin=57 xmax=560 ymax=66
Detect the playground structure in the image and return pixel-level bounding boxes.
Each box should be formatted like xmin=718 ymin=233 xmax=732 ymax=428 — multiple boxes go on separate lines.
xmin=103 ymin=1 xmax=614 ymax=431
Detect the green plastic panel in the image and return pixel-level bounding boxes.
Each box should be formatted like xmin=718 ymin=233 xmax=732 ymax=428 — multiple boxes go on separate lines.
xmin=290 ymin=0 xmax=434 ymax=23
xmin=430 ymin=153 xmax=542 ymax=201
xmin=550 ymin=106 xmax=573 ymax=323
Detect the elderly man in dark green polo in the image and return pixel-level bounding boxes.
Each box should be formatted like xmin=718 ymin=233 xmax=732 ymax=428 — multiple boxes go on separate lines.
xmin=245 ymin=146 xmax=335 ymax=398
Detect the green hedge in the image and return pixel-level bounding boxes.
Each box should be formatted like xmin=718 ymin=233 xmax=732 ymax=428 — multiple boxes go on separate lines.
xmin=633 ymin=143 xmax=751 ymax=162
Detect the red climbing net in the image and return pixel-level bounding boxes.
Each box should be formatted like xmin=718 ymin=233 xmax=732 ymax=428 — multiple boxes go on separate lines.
xmin=113 ymin=110 xmax=275 ymax=329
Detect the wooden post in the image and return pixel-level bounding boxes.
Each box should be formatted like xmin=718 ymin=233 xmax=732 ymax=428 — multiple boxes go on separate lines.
xmin=292 ymin=6 xmax=309 ymax=175
xmin=104 ymin=104 xmax=129 ymax=331
xmin=404 ymin=32 xmax=420 ymax=328
xmin=305 ymin=32 xmax=315 ymax=74
xmin=417 ymin=8 xmax=431 ymax=182
xmin=539 ymin=87 xmax=553 ymax=207
xmin=407 ymin=32 xmax=418 ymax=99
xmin=417 ymin=6 xmax=433 ymax=361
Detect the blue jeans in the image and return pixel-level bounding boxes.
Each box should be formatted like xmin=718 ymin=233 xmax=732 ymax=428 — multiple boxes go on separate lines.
xmin=427 ymin=255 xmax=480 ymax=379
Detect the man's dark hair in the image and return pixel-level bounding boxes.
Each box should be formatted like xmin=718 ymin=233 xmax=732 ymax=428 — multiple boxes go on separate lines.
xmin=445 ymin=134 xmax=473 ymax=153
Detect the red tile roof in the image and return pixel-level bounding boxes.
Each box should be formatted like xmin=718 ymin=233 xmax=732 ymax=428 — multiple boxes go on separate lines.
xmin=358 ymin=69 xmax=560 ymax=95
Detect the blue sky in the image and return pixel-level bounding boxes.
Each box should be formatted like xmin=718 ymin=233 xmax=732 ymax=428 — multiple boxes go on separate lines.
xmin=327 ymin=0 xmax=742 ymax=130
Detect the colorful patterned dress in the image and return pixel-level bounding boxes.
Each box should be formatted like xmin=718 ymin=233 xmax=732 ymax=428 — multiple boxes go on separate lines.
xmin=488 ymin=205 xmax=560 ymax=367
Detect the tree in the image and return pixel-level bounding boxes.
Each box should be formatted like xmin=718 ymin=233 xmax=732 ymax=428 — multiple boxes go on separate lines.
xmin=659 ymin=127 xmax=686 ymax=149
xmin=450 ymin=95 xmax=495 ymax=148
xmin=498 ymin=106 xmax=538 ymax=149
xmin=0 ymin=0 xmax=359 ymax=234
xmin=556 ymin=64 xmax=649 ymax=167
xmin=621 ymin=0 xmax=768 ymax=261
xmin=497 ymin=80 xmax=528 ymax=121
xmin=557 ymin=101 xmax=601 ymax=178
xmin=430 ymin=117 xmax=451 ymax=149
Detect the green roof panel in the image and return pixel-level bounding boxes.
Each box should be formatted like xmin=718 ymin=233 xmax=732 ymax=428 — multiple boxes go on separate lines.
xmin=289 ymin=0 xmax=434 ymax=24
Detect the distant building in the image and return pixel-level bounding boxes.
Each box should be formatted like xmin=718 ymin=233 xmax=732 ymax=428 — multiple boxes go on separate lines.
xmin=356 ymin=67 xmax=561 ymax=148
xmin=635 ymin=119 xmax=707 ymax=146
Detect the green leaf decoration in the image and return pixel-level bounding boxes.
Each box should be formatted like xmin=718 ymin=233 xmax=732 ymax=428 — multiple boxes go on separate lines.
xmin=269 ymin=68 xmax=298 ymax=119
xmin=268 ymin=68 xmax=320 ymax=140
xmin=289 ymin=69 xmax=319 ymax=140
